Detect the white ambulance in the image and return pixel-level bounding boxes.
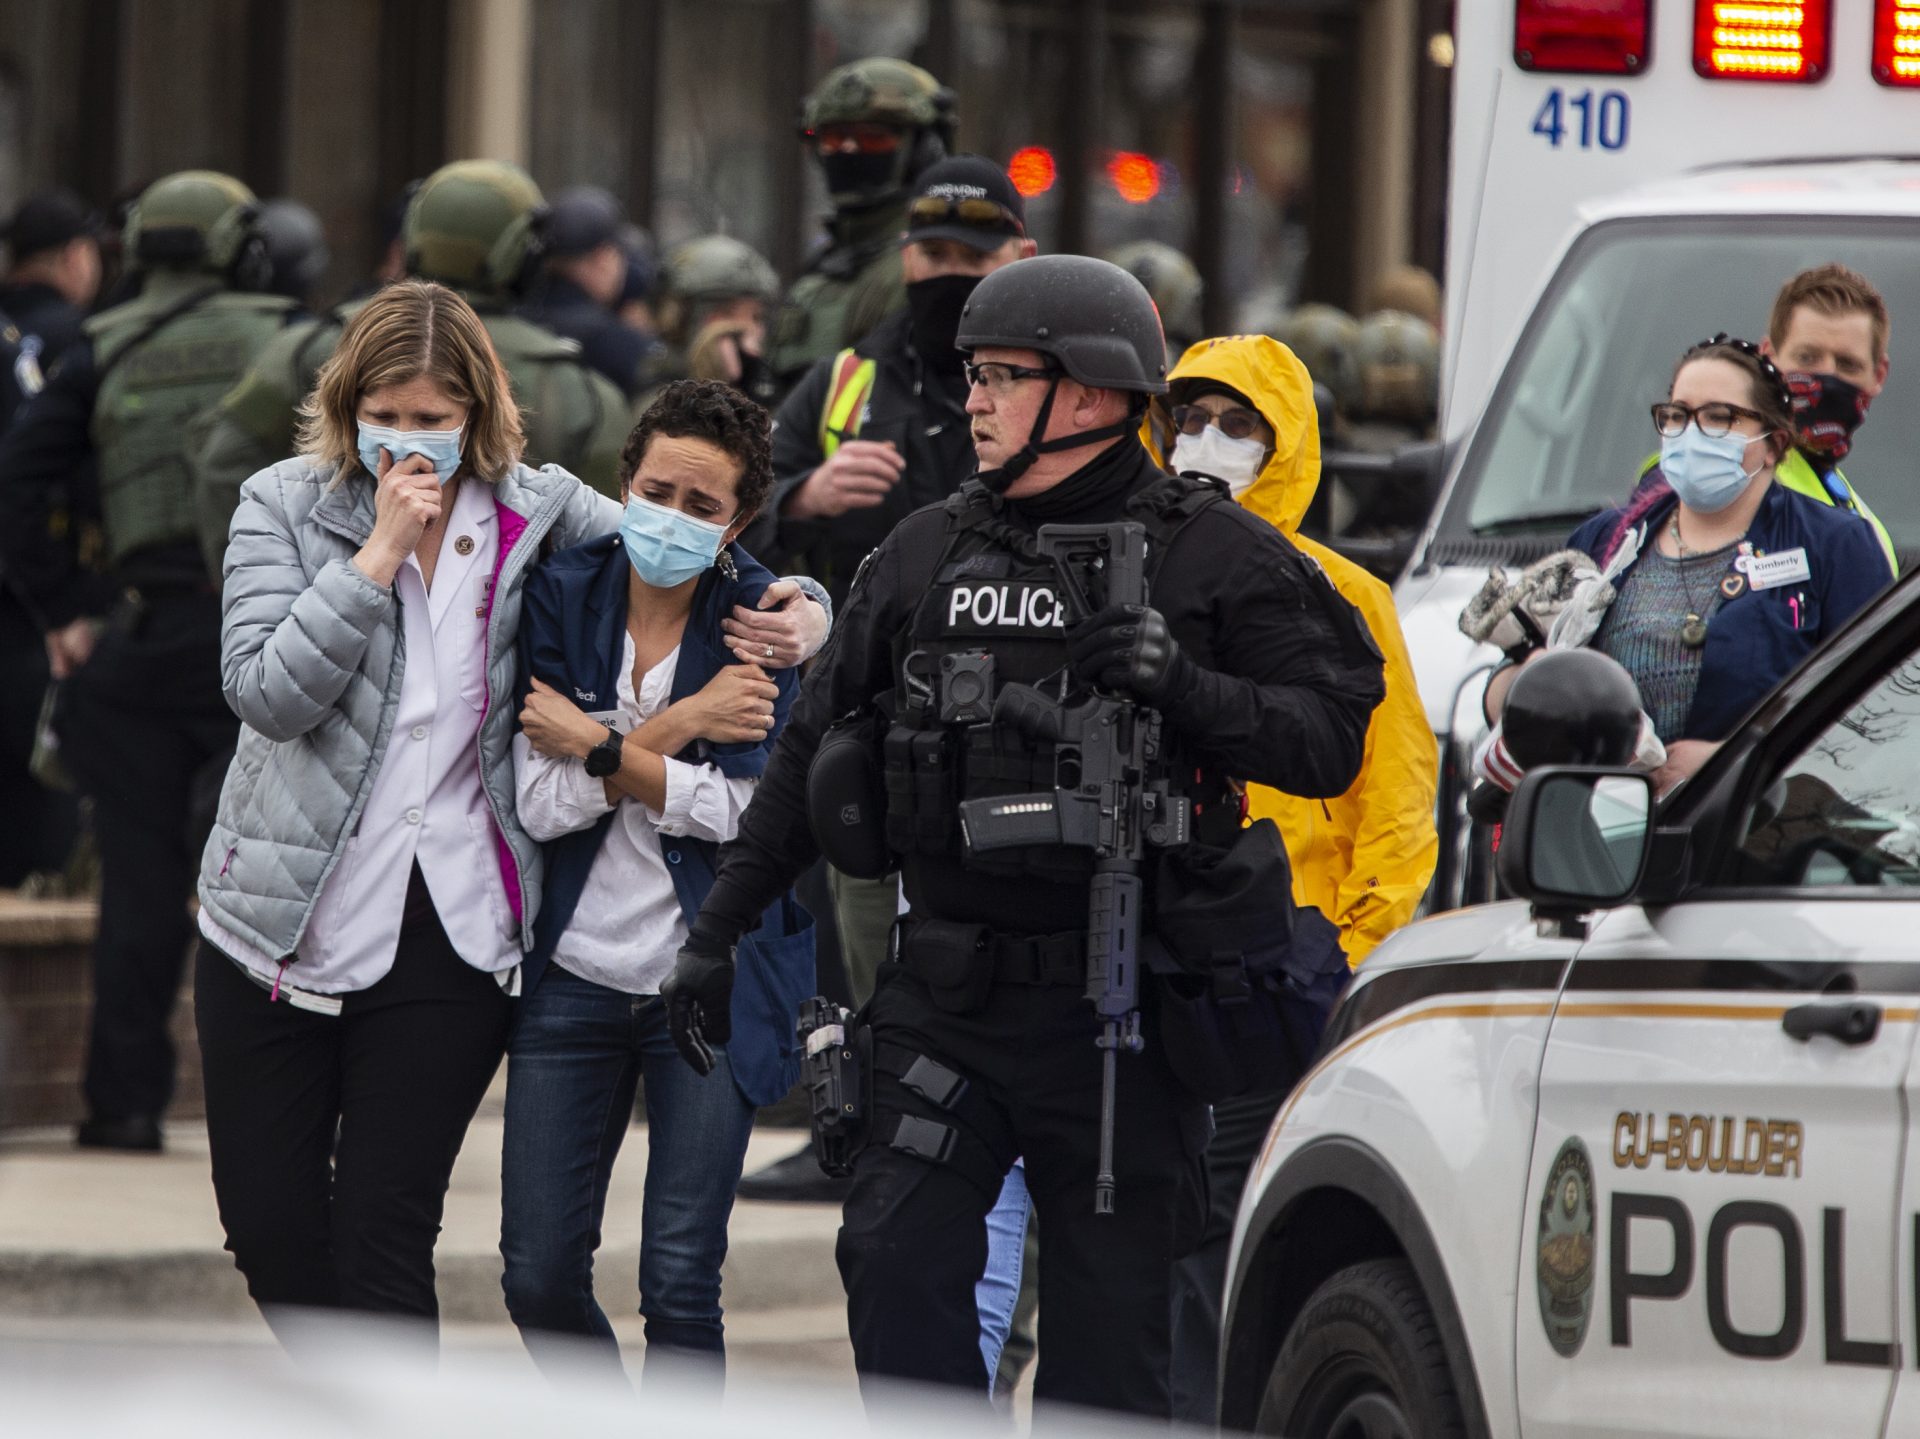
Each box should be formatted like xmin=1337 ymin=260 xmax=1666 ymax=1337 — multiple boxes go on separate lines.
xmin=1400 ymin=0 xmax=1920 ymax=908
xmin=1221 ymin=563 xmax=1920 ymax=1436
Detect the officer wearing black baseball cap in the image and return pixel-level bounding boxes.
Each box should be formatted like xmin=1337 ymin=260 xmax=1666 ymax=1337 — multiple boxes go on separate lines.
xmin=1 ymin=189 xmax=104 ymax=365
xmin=748 ymin=154 xmax=1036 ymax=603
xmin=518 ymin=185 xmax=659 ymax=397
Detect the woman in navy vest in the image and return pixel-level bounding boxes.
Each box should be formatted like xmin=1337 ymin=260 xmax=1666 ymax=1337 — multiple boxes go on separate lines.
xmin=501 ymin=380 xmax=815 ymax=1381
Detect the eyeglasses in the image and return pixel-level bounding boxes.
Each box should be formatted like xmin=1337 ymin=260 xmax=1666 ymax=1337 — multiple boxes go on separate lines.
xmin=808 ymin=123 xmax=902 ymax=156
xmin=907 ymin=196 xmax=1024 ymax=236
xmin=963 ymin=360 xmax=1059 ymax=393
xmin=1170 ymin=404 xmax=1263 ymax=440
xmin=1650 ymin=401 xmax=1771 ymax=439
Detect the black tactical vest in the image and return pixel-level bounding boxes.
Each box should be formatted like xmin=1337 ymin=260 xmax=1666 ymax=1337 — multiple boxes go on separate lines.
xmin=881 ymin=474 xmax=1224 ymax=888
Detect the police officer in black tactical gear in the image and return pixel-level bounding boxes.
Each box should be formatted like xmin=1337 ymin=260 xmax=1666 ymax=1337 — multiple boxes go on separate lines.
xmin=0 ymin=171 xmax=300 ymax=1151
xmin=518 ymin=185 xmax=659 ymax=398
xmin=660 ymin=256 xmax=1386 ymax=1416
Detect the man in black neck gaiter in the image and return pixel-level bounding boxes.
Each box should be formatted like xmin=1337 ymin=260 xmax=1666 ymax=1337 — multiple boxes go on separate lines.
xmin=748 ymin=154 xmax=1038 ymax=609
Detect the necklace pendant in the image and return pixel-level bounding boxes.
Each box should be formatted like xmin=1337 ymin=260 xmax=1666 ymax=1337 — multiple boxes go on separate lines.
xmin=1680 ymin=614 xmax=1709 ymax=649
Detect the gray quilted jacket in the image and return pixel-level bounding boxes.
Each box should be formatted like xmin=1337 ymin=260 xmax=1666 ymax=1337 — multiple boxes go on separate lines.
xmin=197 ymin=458 xmax=619 ymax=961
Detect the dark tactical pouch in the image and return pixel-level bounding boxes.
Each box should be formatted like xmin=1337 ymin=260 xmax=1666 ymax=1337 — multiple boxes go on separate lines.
xmin=798 ymin=996 xmax=870 ymax=1178
xmin=883 ymin=724 xmax=960 ymax=858
xmin=900 ymin=918 xmax=994 ymax=1015
xmin=1150 ymin=819 xmax=1352 ymax=1101
xmin=807 ymin=709 xmax=891 ymax=879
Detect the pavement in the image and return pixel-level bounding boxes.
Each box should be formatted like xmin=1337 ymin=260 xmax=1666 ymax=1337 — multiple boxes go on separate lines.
xmin=0 ymin=1092 xmax=857 ymax=1385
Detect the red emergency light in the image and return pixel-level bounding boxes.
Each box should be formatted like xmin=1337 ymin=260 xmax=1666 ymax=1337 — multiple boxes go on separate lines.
xmin=1513 ymin=0 xmax=1652 ymax=75
xmin=1007 ymin=146 xmax=1057 ymax=197
xmin=1693 ymin=1 xmax=1830 ymax=83
xmin=1107 ymin=152 xmax=1162 ymax=205
xmin=1874 ymin=0 xmax=1920 ymax=87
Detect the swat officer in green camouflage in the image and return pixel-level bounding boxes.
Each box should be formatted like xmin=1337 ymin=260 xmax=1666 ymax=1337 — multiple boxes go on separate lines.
xmin=768 ymin=57 xmax=955 ymax=393
xmin=638 ymin=233 xmax=783 ymax=411
xmin=192 ymin=159 xmax=630 ymax=576
xmin=0 ymin=171 xmax=301 ymax=1151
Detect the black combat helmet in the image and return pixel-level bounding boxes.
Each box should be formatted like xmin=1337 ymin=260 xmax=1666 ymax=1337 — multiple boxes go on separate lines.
xmin=955 ymin=255 xmax=1169 ymax=492
xmin=1503 ymin=649 xmax=1645 ymax=770
xmin=957 ymin=253 xmax=1169 ymax=395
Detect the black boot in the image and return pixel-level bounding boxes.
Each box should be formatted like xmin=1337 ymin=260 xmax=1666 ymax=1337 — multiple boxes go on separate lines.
xmin=75 ymin=1114 xmax=163 ymax=1152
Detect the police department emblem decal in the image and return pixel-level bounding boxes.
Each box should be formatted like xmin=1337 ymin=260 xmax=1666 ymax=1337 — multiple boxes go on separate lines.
xmin=1537 ymin=1137 xmax=1596 ymax=1357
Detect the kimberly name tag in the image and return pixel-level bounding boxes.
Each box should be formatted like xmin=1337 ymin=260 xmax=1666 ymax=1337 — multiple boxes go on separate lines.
xmin=1737 ymin=547 xmax=1812 ymax=591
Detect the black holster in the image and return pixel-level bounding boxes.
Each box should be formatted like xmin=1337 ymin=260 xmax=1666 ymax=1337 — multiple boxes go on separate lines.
xmin=799 ymin=996 xmax=870 ymax=1178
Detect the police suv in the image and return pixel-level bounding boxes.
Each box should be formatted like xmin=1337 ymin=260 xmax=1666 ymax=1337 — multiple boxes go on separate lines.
xmin=1403 ymin=1 xmax=1920 ymax=908
xmin=1222 ymin=565 xmax=1920 ymax=1438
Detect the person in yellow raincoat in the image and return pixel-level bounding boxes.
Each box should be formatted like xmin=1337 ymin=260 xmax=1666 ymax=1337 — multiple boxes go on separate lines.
xmin=1153 ymin=332 xmax=1441 ymax=1421
xmin=1148 ymin=333 xmax=1437 ymax=966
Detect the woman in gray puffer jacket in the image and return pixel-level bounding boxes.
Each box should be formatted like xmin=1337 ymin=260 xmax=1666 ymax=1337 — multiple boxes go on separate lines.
xmin=191 ymin=280 xmax=823 ymax=1345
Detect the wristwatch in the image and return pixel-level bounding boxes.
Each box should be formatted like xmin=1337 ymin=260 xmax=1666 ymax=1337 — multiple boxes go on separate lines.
xmin=583 ymin=723 xmax=624 ymax=779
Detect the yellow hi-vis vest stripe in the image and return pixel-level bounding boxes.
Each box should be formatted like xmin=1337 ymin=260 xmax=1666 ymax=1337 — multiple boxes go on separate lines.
xmin=818 ymin=348 xmax=878 ymax=460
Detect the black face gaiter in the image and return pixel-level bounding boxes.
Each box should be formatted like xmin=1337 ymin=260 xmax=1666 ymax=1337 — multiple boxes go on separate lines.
xmin=1786 ymin=369 xmax=1872 ymax=463
xmin=905 ymin=273 xmax=979 ymax=377
xmin=819 ymin=151 xmax=904 ymax=209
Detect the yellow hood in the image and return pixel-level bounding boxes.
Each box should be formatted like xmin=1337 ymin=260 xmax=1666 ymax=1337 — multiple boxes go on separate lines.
xmin=1145 ymin=335 xmax=1321 ymax=536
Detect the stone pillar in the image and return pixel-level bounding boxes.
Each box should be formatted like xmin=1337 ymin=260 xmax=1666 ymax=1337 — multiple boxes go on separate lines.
xmin=447 ymin=0 xmax=533 ymax=165
xmin=1352 ymin=0 xmax=1418 ymax=309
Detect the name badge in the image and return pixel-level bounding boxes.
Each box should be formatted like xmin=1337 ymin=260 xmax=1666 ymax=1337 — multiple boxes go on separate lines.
xmin=1737 ymin=547 xmax=1812 ymax=591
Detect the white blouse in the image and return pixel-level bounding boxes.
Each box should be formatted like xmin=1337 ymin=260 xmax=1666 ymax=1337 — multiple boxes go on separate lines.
xmin=201 ymin=477 xmax=522 ymax=1002
xmin=513 ymin=632 xmax=757 ymax=995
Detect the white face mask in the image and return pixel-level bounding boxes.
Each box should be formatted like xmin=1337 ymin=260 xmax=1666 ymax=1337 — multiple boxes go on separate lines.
xmin=1171 ymin=425 xmax=1266 ymax=496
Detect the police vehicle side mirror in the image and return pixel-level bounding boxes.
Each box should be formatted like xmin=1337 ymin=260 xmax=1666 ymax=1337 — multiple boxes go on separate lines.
xmin=1498 ymin=766 xmax=1653 ymax=931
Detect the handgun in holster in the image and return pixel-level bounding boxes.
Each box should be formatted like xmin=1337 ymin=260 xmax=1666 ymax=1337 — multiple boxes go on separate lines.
xmin=798 ymin=995 xmax=871 ymax=1178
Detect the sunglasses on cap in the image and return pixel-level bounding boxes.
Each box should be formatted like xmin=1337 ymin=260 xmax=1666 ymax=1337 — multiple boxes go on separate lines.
xmin=1170 ymin=403 xmax=1264 ymax=440
xmin=907 ymin=196 xmax=1024 ymax=236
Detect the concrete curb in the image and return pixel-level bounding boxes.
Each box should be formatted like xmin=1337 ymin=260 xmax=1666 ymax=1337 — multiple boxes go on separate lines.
xmin=0 ymin=1205 xmax=844 ymax=1324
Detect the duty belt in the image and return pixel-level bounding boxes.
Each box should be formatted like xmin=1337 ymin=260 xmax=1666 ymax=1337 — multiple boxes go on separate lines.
xmin=899 ymin=917 xmax=1084 ymax=987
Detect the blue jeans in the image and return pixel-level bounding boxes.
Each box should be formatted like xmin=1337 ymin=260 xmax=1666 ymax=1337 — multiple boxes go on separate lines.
xmin=976 ymin=1158 xmax=1030 ymax=1389
xmin=499 ymin=964 xmax=755 ymax=1381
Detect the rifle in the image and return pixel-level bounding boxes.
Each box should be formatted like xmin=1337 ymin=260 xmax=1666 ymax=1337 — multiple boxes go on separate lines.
xmin=956 ymin=522 xmax=1191 ymax=1214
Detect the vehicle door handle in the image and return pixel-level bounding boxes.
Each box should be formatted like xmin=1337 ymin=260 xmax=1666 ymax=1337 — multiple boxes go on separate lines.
xmin=1781 ymin=1001 xmax=1881 ymax=1046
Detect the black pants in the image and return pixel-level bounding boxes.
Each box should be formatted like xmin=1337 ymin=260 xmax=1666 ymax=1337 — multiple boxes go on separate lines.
xmin=837 ymin=962 xmax=1208 ymax=1417
xmin=0 ymin=590 xmax=77 ymax=887
xmin=195 ymin=868 xmax=512 ymax=1345
xmin=1168 ymin=1084 xmax=1288 ymax=1423
xmin=55 ymin=588 xmax=234 ymax=1122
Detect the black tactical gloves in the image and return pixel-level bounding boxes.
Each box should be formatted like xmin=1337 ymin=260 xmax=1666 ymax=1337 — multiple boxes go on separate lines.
xmin=1067 ymin=603 xmax=1191 ymax=704
xmin=662 ymin=933 xmax=735 ymax=1076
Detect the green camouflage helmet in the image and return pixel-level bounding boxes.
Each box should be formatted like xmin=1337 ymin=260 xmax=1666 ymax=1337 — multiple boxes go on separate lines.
xmin=124 ymin=170 xmax=256 ymax=270
xmin=802 ymin=57 xmax=950 ymax=133
xmin=404 ymin=159 xmax=547 ymax=296
xmin=1353 ymin=308 xmax=1441 ymax=423
xmin=1104 ymin=241 xmax=1204 ymax=350
xmin=666 ymin=235 xmax=781 ymax=306
xmin=1277 ymin=303 xmax=1363 ymax=415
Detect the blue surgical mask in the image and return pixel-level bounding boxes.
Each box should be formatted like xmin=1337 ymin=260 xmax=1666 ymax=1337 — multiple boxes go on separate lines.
xmin=357 ymin=422 xmax=466 ymax=485
xmin=620 ymin=495 xmax=730 ymax=588
xmin=1659 ymin=424 xmax=1765 ymax=514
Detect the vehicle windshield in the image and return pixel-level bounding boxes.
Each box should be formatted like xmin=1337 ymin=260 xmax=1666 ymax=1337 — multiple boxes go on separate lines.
xmin=1446 ymin=217 xmax=1920 ymax=554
